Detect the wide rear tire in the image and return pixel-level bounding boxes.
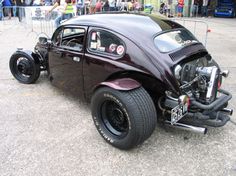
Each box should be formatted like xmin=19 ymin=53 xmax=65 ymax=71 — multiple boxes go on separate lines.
xmin=9 ymin=52 xmax=40 ymax=84
xmin=91 ymin=86 xmax=157 ymax=150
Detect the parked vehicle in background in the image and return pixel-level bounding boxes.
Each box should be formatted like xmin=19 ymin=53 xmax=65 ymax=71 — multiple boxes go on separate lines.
xmin=214 ymin=0 xmax=236 ymax=17
xmin=9 ymin=13 xmax=233 ymax=150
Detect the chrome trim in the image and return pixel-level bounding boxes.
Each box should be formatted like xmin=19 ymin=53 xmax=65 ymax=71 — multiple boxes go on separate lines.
xmin=165 ymin=121 xmax=207 ymax=134
xmin=206 ymin=67 xmax=218 ymax=101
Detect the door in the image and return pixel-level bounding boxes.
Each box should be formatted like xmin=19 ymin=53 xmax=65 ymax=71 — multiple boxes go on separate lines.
xmin=49 ymin=26 xmax=87 ymax=98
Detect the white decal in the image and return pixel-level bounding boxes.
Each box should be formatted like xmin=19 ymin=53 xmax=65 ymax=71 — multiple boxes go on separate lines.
xmin=91 ymin=32 xmax=97 ymax=40
xmin=109 ymin=44 xmax=117 ymax=53
xmin=98 ymin=47 xmax=105 ymax=52
xmin=90 ymin=42 xmax=97 ymax=49
xmin=116 ymin=45 xmax=125 ymax=55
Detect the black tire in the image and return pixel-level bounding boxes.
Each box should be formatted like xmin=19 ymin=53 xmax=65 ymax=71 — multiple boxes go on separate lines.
xmin=9 ymin=52 xmax=40 ymax=84
xmin=91 ymin=86 xmax=157 ymax=150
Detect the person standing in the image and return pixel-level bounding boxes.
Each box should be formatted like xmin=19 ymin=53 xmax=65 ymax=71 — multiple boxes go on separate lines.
xmin=177 ymin=0 xmax=184 ymax=17
xmin=12 ymin=0 xmax=17 ymax=17
xmin=0 ymin=0 xmax=3 ymax=20
xmin=3 ymin=0 xmax=12 ymax=19
xmin=103 ymin=0 xmax=109 ymax=11
xmin=109 ymin=0 xmax=115 ymax=11
xmin=191 ymin=0 xmax=199 ymax=17
xmin=89 ymin=0 xmax=96 ymax=14
xmin=16 ymin=0 xmax=25 ymax=22
xmin=201 ymin=0 xmax=208 ymax=17
xmin=63 ymin=0 xmax=74 ymax=19
xmin=48 ymin=0 xmax=74 ymax=28
xmin=95 ymin=0 xmax=102 ymax=12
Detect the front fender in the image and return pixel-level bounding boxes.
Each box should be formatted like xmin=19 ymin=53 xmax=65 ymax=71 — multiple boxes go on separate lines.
xmin=97 ymin=78 xmax=141 ymax=91
xmin=13 ymin=50 xmax=41 ymax=65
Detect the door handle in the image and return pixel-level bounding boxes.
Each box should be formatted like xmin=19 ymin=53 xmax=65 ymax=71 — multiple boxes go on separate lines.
xmin=73 ymin=56 xmax=80 ymax=62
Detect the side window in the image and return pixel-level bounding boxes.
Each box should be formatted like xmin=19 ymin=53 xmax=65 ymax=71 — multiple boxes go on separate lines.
xmin=88 ymin=30 xmax=125 ymax=56
xmin=60 ymin=27 xmax=85 ymax=51
xmin=52 ymin=28 xmax=63 ymax=46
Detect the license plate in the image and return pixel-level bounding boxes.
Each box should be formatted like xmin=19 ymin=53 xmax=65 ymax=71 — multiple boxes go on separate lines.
xmin=171 ymin=103 xmax=188 ymax=124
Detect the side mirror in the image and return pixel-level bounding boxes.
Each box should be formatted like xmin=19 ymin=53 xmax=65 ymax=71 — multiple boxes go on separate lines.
xmin=38 ymin=37 xmax=48 ymax=44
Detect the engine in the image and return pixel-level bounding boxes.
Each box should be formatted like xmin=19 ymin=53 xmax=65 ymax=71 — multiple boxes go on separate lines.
xmin=174 ymin=58 xmax=220 ymax=104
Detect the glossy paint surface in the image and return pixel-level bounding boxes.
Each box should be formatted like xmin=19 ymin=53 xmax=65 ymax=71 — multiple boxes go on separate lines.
xmin=44 ymin=13 xmax=208 ymax=101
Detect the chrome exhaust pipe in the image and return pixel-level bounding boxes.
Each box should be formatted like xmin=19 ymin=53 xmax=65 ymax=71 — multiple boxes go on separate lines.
xmin=221 ymin=108 xmax=233 ymax=116
xmin=165 ymin=121 xmax=207 ymax=134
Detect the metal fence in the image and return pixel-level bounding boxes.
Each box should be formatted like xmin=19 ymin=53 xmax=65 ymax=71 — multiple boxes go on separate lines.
xmin=171 ymin=18 xmax=210 ymax=47
xmin=0 ymin=6 xmax=56 ymax=39
xmin=0 ymin=5 xmax=210 ymax=46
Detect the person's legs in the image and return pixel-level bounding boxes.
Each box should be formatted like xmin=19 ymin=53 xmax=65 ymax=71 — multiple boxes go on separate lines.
xmin=7 ymin=7 xmax=11 ymax=19
xmin=62 ymin=13 xmax=73 ymax=20
xmin=55 ymin=15 xmax=62 ymax=28
xmin=5 ymin=7 xmax=11 ymax=19
xmin=0 ymin=5 xmax=3 ymax=20
xmin=13 ymin=6 xmax=16 ymax=17
xmin=18 ymin=7 xmax=24 ymax=22
xmin=178 ymin=6 xmax=182 ymax=17
xmin=191 ymin=5 xmax=196 ymax=17
xmin=202 ymin=6 xmax=207 ymax=16
xmin=90 ymin=6 xmax=96 ymax=14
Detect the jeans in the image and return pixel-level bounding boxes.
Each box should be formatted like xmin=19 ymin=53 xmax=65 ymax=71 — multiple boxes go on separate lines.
xmin=0 ymin=6 xmax=3 ymax=20
xmin=55 ymin=13 xmax=73 ymax=28
xmin=110 ymin=7 xmax=115 ymax=11
xmin=202 ymin=6 xmax=208 ymax=17
xmin=18 ymin=7 xmax=24 ymax=22
xmin=13 ymin=6 xmax=17 ymax=17
xmin=191 ymin=4 xmax=198 ymax=17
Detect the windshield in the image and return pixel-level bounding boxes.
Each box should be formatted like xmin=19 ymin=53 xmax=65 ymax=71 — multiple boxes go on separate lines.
xmin=154 ymin=29 xmax=198 ymax=53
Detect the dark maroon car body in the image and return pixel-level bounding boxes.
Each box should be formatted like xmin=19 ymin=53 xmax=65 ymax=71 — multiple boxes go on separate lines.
xmin=10 ymin=13 xmax=233 ymax=149
xmin=40 ymin=14 xmax=206 ymax=100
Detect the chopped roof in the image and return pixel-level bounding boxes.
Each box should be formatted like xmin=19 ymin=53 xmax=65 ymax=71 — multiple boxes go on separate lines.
xmin=63 ymin=13 xmax=183 ymax=40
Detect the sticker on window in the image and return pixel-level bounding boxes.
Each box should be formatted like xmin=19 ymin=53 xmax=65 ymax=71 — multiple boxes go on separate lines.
xmin=116 ymin=45 xmax=124 ymax=55
xmin=91 ymin=32 xmax=97 ymax=41
xmin=97 ymin=47 xmax=105 ymax=52
xmin=90 ymin=42 xmax=97 ymax=49
xmin=109 ymin=44 xmax=117 ymax=53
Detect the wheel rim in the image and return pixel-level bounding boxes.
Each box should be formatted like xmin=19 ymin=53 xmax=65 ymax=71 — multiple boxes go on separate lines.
xmin=13 ymin=57 xmax=34 ymax=79
xmin=101 ymin=100 xmax=129 ymax=137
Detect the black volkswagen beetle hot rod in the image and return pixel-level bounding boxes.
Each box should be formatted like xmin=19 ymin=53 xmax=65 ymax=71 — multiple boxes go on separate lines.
xmin=9 ymin=13 xmax=233 ymax=149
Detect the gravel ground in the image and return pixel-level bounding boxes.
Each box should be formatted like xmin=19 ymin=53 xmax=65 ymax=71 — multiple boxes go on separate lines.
xmin=0 ymin=17 xmax=236 ymax=176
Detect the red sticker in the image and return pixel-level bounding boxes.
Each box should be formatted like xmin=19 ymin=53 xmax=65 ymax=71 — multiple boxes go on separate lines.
xmin=116 ymin=45 xmax=124 ymax=55
xmin=109 ymin=44 xmax=117 ymax=53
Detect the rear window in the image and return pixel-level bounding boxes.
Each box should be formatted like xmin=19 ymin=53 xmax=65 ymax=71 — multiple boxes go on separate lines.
xmin=154 ymin=29 xmax=198 ymax=52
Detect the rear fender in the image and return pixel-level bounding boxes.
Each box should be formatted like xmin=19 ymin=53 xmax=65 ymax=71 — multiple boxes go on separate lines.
xmin=98 ymin=78 xmax=141 ymax=91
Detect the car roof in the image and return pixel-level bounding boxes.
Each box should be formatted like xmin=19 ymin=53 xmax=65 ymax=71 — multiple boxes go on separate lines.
xmin=63 ymin=13 xmax=183 ymax=40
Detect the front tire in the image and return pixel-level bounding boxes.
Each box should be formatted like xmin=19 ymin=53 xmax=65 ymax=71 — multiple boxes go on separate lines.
xmin=91 ymin=86 xmax=157 ymax=150
xmin=9 ymin=52 xmax=40 ymax=84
